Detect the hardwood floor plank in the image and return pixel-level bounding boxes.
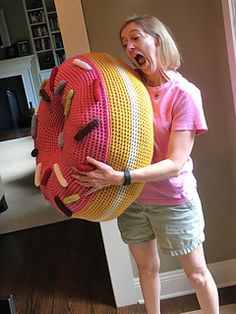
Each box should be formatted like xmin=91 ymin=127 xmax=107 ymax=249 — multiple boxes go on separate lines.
xmin=0 ymin=219 xmax=235 ymax=313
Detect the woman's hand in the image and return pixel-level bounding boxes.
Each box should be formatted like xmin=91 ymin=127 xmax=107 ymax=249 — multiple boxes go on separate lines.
xmin=71 ymin=156 xmax=124 ymax=196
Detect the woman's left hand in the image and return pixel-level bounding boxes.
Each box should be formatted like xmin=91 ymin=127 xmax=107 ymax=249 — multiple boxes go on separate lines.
xmin=71 ymin=156 xmax=123 ymax=196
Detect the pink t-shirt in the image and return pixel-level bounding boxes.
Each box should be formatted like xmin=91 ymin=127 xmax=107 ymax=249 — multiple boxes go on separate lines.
xmin=136 ymin=72 xmax=208 ymax=205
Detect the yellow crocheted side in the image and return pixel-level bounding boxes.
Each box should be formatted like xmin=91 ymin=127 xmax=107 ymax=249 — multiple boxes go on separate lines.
xmin=73 ymin=53 xmax=153 ymax=221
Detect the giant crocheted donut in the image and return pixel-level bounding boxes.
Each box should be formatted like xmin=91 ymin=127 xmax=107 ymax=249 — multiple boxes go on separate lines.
xmin=32 ymin=52 xmax=153 ymax=222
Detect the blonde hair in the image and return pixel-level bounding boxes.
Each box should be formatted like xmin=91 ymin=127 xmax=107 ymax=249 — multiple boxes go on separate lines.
xmin=120 ymin=14 xmax=181 ymax=70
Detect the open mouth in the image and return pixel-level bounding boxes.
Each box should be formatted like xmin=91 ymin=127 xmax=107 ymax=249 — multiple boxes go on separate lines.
xmin=134 ymin=53 xmax=146 ymax=66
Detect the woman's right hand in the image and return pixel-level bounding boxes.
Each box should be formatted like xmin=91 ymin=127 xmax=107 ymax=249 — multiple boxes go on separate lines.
xmin=71 ymin=156 xmax=124 ymax=195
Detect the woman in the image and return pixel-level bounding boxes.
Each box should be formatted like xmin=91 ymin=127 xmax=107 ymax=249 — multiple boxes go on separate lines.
xmin=72 ymin=15 xmax=219 ymax=314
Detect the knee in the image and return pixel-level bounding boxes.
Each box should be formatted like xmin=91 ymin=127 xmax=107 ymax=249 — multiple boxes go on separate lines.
xmin=185 ymin=268 xmax=208 ymax=288
xmin=137 ymin=260 xmax=160 ymax=278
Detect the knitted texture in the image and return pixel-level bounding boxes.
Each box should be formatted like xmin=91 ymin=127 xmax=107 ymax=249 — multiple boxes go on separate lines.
xmin=32 ymin=52 xmax=153 ymax=221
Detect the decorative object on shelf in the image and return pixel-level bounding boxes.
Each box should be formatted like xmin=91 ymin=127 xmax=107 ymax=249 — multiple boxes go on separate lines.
xmin=32 ymin=53 xmax=154 ymax=222
xmin=6 ymin=44 xmax=18 ymax=58
xmin=17 ymin=40 xmax=30 ymax=56
xmin=48 ymin=12 xmax=59 ymax=31
xmin=28 ymin=10 xmax=45 ymax=24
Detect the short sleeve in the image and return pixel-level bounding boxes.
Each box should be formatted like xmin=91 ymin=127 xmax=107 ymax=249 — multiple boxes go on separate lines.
xmin=171 ymin=84 xmax=208 ymax=135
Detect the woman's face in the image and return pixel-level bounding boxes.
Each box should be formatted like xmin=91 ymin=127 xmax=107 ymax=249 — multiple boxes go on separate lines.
xmin=120 ymin=22 xmax=159 ymax=76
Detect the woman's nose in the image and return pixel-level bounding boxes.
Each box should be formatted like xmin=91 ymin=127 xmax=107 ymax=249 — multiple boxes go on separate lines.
xmin=126 ymin=41 xmax=135 ymax=50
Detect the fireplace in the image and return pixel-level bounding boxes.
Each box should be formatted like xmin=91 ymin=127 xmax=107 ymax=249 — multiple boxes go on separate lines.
xmin=0 ymin=55 xmax=38 ymax=140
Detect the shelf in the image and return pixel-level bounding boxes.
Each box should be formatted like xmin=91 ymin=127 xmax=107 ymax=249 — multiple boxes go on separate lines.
xmin=23 ymin=0 xmax=65 ymax=74
xmin=27 ymin=9 xmax=45 ymax=24
xmin=47 ymin=10 xmax=56 ymax=14
xmin=51 ymin=30 xmax=60 ymax=34
xmin=30 ymin=21 xmax=47 ymax=26
xmin=36 ymin=49 xmax=52 ymax=53
xmin=31 ymin=25 xmax=49 ymax=37
xmin=27 ymin=7 xmax=44 ymax=12
xmin=33 ymin=35 xmax=50 ymax=39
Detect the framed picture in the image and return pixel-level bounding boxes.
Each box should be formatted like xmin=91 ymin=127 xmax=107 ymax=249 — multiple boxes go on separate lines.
xmin=17 ymin=40 xmax=30 ymax=56
xmin=6 ymin=44 xmax=18 ymax=58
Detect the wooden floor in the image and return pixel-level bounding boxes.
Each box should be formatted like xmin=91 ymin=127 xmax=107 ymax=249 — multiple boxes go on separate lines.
xmin=0 ymin=219 xmax=235 ymax=314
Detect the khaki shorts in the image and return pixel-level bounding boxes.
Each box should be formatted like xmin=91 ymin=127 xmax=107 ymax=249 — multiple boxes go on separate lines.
xmin=117 ymin=192 xmax=205 ymax=256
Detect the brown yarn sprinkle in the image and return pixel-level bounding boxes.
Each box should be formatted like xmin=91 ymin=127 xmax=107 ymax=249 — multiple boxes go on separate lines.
xmin=74 ymin=119 xmax=100 ymax=142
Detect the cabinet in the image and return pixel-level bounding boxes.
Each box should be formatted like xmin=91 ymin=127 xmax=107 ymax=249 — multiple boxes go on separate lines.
xmin=23 ymin=0 xmax=65 ymax=80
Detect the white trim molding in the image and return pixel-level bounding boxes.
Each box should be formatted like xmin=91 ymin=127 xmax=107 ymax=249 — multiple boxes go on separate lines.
xmin=222 ymin=0 xmax=236 ymax=112
xmin=135 ymin=259 xmax=236 ymax=302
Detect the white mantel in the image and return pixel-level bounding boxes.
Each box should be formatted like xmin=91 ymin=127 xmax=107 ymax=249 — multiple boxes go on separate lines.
xmin=0 ymin=55 xmax=38 ymax=108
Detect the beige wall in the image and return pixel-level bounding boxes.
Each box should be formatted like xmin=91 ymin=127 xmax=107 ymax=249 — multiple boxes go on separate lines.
xmin=55 ymin=0 xmax=90 ymax=56
xmin=56 ymin=0 xmax=236 ymax=272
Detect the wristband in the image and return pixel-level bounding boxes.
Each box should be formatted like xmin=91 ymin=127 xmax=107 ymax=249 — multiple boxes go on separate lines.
xmin=123 ymin=169 xmax=131 ymax=186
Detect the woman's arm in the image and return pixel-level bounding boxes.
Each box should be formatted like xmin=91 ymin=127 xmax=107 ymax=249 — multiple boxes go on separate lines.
xmin=72 ymin=130 xmax=195 ymax=195
xmin=131 ymin=130 xmax=195 ymax=183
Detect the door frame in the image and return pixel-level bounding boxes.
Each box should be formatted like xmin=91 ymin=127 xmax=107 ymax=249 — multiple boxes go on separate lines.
xmin=222 ymin=0 xmax=236 ymax=112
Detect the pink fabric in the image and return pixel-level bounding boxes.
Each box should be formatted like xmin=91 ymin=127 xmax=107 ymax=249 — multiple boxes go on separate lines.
xmin=136 ymin=72 xmax=208 ymax=205
xmin=36 ymin=57 xmax=111 ymax=213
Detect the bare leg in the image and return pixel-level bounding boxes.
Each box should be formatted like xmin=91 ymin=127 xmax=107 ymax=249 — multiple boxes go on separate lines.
xmin=130 ymin=239 xmax=161 ymax=314
xmin=179 ymin=245 xmax=219 ymax=314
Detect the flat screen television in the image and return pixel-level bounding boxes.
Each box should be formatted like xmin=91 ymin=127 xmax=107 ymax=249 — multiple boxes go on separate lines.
xmin=0 ymin=9 xmax=11 ymax=48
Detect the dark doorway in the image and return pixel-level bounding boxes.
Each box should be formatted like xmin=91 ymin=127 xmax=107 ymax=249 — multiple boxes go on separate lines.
xmin=0 ymin=76 xmax=32 ymax=141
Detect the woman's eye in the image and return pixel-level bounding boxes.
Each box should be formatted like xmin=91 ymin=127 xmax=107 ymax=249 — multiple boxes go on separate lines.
xmin=132 ymin=35 xmax=140 ymax=41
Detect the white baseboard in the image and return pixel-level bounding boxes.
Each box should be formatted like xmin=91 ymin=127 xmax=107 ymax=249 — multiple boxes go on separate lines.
xmin=134 ymin=258 xmax=236 ymax=302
